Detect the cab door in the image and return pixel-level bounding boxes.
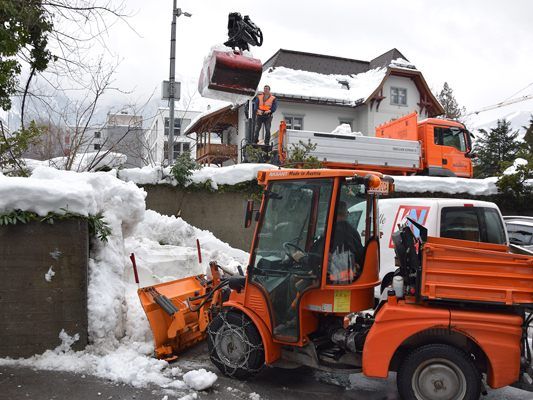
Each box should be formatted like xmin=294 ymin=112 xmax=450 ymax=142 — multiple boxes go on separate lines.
xmin=434 ymin=126 xmax=471 ymax=177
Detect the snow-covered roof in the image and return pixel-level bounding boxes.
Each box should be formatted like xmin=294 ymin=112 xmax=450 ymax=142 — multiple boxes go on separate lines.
xmin=260 ymin=66 xmax=387 ymax=106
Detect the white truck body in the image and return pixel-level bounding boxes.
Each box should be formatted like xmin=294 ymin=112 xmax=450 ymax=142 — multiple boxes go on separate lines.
xmin=349 ymin=198 xmax=509 ymax=290
xmin=273 ymin=128 xmax=421 ymax=170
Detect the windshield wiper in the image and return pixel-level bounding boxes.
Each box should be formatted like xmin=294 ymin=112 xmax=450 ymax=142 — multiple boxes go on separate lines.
xmin=264 ymin=190 xmax=283 ymax=200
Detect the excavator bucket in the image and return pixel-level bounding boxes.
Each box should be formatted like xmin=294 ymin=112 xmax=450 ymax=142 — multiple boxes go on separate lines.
xmin=198 ymin=49 xmax=263 ymax=97
xmin=138 ymin=275 xmax=212 ymax=361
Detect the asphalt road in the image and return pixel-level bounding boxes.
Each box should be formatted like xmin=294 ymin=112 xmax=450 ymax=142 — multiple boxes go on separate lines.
xmin=1 ymin=343 xmax=532 ymax=400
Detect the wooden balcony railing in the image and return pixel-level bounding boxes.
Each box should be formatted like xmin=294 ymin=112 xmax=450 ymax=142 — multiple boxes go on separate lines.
xmin=196 ymin=143 xmax=238 ymax=165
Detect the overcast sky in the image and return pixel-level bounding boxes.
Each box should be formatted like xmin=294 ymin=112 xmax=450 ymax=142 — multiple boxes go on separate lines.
xmin=7 ymin=0 xmax=532 ymax=127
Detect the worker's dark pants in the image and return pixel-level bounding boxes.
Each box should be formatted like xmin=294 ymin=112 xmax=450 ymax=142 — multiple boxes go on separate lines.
xmin=253 ymin=115 xmax=273 ymax=145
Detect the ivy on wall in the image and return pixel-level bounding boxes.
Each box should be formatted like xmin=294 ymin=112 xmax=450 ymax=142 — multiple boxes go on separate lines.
xmin=0 ymin=209 xmax=111 ymax=242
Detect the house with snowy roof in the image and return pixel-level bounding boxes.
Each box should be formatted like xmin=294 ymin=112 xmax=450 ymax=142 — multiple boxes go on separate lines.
xmin=184 ymin=48 xmax=444 ymax=166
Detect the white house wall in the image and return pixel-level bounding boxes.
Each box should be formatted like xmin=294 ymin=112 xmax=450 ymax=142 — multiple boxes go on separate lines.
xmin=366 ymin=75 xmax=428 ymax=136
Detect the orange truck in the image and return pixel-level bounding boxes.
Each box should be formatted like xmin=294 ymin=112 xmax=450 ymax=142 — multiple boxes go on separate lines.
xmin=136 ymin=168 xmax=532 ymax=400
xmin=273 ymin=112 xmax=474 ymax=177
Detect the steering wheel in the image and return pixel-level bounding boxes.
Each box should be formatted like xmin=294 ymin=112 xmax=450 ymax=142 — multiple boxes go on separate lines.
xmin=283 ymin=242 xmax=306 ymax=264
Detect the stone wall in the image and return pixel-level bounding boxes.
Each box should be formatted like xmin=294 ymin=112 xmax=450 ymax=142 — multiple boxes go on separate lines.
xmin=0 ymin=219 xmax=89 ymax=358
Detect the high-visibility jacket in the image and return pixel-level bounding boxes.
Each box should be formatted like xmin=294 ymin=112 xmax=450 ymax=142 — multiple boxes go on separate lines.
xmin=257 ymin=94 xmax=276 ymax=112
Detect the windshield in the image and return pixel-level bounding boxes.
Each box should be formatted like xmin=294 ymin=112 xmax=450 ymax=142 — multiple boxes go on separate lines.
xmin=250 ymin=178 xmax=333 ymax=342
xmin=252 ymin=179 xmax=333 ymax=270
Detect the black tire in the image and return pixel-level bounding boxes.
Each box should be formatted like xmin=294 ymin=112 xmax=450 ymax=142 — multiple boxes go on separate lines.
xmin=207 ymin=310 xmax=264 ymax=380
xmin=397 ymin=344 xmax=481 ymax=400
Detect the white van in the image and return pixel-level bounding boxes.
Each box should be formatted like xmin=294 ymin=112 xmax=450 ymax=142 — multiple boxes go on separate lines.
xmin=349 ymin=198 xmax=509 ymax=292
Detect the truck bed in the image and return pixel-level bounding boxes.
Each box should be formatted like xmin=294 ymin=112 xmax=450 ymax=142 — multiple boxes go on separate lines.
xmin=274 ymin=128 xmax=421 ymax=171
xmin=421 ymin=236 xmax=533 ymax=306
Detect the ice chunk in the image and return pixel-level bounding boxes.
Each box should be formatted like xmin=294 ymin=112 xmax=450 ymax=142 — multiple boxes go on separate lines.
xmin=183 ymin=368 xmax=218 ymax=390
xmin=44 ymin=266 xmax=55 ymax=282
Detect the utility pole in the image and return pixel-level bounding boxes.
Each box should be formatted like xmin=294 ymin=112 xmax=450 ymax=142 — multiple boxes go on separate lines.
xmin=167 ymin=1 xmax=191 ymax=165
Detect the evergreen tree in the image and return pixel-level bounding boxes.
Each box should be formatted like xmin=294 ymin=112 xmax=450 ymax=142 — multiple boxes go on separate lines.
xmin=436 ymin=82 xmax=466 ymax=120
xmin=473 ymin=119 xmax=520 ymax=178
xmin=522 ymin=114 xmax=533 ymax=154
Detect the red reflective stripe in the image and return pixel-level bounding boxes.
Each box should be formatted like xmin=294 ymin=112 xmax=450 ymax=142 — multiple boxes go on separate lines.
xmin=464 ymin=204 xmax=474 ymax=207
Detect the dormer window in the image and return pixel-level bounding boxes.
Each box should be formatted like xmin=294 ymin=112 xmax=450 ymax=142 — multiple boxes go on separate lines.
xmin=390 ymin=87 xmax=407 ymax=106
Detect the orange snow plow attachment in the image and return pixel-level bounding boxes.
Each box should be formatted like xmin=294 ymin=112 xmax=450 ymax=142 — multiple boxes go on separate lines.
xmin=199 ymin=50 xmax=262 ymax=96
xmin=137 ymin=260 xmax=228 ymax=361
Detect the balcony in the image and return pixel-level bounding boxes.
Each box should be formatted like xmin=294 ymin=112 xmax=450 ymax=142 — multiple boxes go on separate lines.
xmin=196 ymin=143 xmax=238 ymax=166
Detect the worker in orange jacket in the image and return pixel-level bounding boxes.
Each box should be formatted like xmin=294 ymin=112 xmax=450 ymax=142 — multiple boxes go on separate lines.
xmin=252 ymin=85 xmax=277 ymax=145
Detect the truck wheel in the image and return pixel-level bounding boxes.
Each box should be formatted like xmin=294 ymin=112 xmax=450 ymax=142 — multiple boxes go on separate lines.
xmin=397 ymin=344 xmax=481 ymax=400
xmin=207 ymin=310 xmax=264 ymax=380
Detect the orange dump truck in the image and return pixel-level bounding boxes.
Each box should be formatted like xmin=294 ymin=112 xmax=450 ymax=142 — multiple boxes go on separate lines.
xmin=137 ymin=169 xmax=532 ymax=399
xmin=273 ymin=112 xmax=474 ymax=177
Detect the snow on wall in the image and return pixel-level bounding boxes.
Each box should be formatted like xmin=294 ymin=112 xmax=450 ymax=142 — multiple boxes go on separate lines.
xmin=117 ymin=163 xmax=500 ymax=197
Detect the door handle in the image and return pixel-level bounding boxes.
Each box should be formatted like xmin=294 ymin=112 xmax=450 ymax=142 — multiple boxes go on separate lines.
xmin=442 ymin=159 xmax=448 ymax=165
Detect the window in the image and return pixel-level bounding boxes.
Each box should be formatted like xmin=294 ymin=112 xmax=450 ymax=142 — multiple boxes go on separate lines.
xmin=507 ymin=223 xmax=533 ymax=246
xmin=163 ymin=142 xmax=189 ymax=160
xmin=338 ymin=119 xmax=353 ymax=130
xmin=94 ymin=131 xmax=101 ymax=139
xmin=328 ymin=181 xmax=369 ymax=285
xmin=93 ymin=143 xmax=101 ymax=150
xmin=164 ymin=117 xmax=181 ymax=136
xmin=284 ymin=115 xmax=304 ymax=130
xmin=435 ymin=127 xmax=467 ymax=152
xmin=390 ymin=87 xmax=407 ymax=106
xmin=440 ymin=207 xmax=507 ymax=244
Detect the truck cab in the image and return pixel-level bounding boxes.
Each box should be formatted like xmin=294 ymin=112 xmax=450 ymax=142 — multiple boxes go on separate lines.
xmin=376 ymin=113 xmax=474 ymax=177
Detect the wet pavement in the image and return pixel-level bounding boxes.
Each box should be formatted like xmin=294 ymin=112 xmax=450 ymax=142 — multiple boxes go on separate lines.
xmin=0 ymin=343 xmax=531 ymax=400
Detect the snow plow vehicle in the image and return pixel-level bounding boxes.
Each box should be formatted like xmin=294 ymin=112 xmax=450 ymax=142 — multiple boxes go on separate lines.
xmin=137 ymin=168 xmax=533 ymax=400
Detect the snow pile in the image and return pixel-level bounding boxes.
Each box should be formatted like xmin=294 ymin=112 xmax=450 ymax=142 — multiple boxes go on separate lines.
xmin=330 ymin=123 xmax=363 ymax=137
xmin=389 ymin=58 xmax=416 ymax=70
xmin=260 ymin=66 xmax=386 ymax=105
xmin=503 ymin=158 xmax=529 ymax=175
xmin=45 ymin=151 xmax=127 ymax=172
xmin=198 ymin=44 xmax=256 ymax=104
xmin=183 ymin=369 xmax=218 ymax=390
xmin=0 ymin=166 xmax=250 ymax=392
xmin=118 ymin=163 xmax=279 ymax=190
xmin=190 ymin=163 xmax=278 ymax=189
xmin=393 ymin=175 xmax=498 ymax=195
xmin=118 ymin=165 xmax=165 ymax=185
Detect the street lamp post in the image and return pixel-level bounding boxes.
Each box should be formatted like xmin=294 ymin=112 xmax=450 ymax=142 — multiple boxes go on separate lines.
xmin=167 ymin=1 xmax=191 ymax=165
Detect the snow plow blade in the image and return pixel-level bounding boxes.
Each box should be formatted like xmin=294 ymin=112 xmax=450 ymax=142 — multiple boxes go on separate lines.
xmin=138 ymin=275 xmax=212 ymax=361
xmin=199 ymin=50 xmax=262 ymax=96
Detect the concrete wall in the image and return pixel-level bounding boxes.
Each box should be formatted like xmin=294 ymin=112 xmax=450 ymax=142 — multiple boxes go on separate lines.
xmin=0 ymin=219 xmax=89 ymax=358
xmin=143 ymin=184 xmax=533 ymax=254
xmin=144 ymin=185 xmax=254 ymax=251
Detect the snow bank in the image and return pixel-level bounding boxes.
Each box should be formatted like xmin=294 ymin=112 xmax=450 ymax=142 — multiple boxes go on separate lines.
xmin=260 ymin=66 xmax=386 ymax=105
xmin=393 ymin=175 xmax=498 ymax=196
xmin=0 ymin=166 xmax=250 ymax=393
xmin=45 ymin=151 xmax=127 ymax=172
xmin=329 ymin=124 xmax=363 ymax=137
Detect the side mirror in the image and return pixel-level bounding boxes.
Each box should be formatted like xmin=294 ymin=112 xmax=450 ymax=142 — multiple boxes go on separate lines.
xmin=244 ymin=200 xmax=255 ymax=228
xmin=465 ymin=152 xmax=477 ymax=159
